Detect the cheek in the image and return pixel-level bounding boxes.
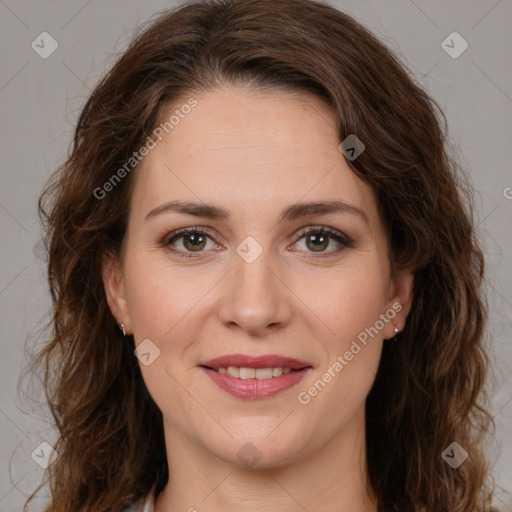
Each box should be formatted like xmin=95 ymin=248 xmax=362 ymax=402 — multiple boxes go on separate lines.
xmin=296 ymin=275 xmax=385 ymax=428
xmin=300 ymin=258 xmax=388 ymax=345
xmin=123 ymin=252 xmax=209 ymax=341
xmin=123 ymin=256 xmax=206 ymax=419
xmin=294 ymin=257 xmax=387 ymax=400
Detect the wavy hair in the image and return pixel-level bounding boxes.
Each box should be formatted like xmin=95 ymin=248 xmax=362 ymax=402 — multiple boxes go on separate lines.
xmin=22 ymin=0 xmax=496 ymax=510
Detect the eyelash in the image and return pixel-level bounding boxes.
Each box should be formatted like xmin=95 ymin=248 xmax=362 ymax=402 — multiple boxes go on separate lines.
xmin=160 ymin=226 xmax=353 ymax=260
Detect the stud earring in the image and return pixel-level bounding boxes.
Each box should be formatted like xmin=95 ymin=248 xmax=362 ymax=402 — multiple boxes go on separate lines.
xmin=392 ymin=320 xmax=399 ymax=341
xmin=120 ymin=323 xmax=126 ymax=337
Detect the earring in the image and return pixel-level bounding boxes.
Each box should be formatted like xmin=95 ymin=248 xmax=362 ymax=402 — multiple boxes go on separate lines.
xmin=392 ymin=320 xmax=399 ymax=341
xmin=120 ymin=323 xmax=126 ymax=337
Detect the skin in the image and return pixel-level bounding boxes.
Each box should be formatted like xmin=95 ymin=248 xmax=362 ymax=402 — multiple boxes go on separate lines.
xmin=103 ymin=85 xmax=414 ymax=512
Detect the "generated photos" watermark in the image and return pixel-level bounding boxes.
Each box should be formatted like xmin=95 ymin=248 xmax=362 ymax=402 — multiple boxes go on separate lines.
xmin=298 ymin=301 xmax=402 ymax=404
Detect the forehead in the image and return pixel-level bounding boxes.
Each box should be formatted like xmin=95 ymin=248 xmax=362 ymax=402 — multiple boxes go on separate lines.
xmin=129 ymin=86 xmax=377 ymax=224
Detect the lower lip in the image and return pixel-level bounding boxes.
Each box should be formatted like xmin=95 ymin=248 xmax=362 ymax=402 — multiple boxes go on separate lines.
xmin=201 ymin=367 xmax=311 ymax=399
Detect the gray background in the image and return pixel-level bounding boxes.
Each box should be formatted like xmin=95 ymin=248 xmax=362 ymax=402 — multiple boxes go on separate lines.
xmin=0 ymin=0 xmax=511 ymax=510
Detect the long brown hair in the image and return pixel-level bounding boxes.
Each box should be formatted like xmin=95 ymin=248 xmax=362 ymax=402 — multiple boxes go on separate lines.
xmin=22 ymin=0 xmax=496 ymax=510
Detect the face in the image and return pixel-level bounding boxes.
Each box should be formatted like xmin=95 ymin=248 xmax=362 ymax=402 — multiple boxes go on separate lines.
xmin=104 ymin=85 xmax=413 ymax=469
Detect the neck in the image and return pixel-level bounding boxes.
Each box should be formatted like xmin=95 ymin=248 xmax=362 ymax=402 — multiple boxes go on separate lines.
xmin=155 ymin=407 xmax=377 ymax=512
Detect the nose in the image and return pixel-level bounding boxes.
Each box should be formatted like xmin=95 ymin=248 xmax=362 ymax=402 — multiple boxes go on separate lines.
xmin=217 ymin=246 xmax=293 ymax=337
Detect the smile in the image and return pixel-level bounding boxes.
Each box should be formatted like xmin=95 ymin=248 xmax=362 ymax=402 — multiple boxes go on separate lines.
xmin=211 ymin=366 xmax=293 ymax=379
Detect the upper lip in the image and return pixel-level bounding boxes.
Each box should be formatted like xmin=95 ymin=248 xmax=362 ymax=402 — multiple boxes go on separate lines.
xmin=200 ymin=354 xmax=312 ymax=370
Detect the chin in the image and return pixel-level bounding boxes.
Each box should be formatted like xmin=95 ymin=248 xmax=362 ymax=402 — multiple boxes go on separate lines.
xmin=206 ymin=430 xmax=306 ymax=469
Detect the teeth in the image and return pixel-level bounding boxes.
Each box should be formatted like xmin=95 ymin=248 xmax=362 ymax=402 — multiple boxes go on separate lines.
xmin=255 ymin=368 xmax=273 ymax=379
xmin=227 ymin=366 xmax=240 ymax=378
xmin=215 ymin=366 xmax=298 ymax=379
xmin=239 ymin=367 xmax=256 ymax=379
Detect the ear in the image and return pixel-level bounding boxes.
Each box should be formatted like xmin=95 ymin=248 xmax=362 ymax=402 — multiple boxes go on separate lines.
xmin=102 ymin=253 xmax=132 ymax=334
xmin=382 ymin=267 xmax=414 ymax=340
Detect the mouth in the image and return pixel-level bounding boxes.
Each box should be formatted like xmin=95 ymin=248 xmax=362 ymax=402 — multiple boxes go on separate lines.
xmin=200 ymin=353 xmax=313 ymax=371
xmin=199 ymin=354 xmax=313 ymax=399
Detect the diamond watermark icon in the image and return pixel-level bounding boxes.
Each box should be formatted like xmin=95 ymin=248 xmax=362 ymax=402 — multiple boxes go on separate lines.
xmin=31 ymin=32 xmax=59 ymax=59
xmin=134 ymin=338 xmax=161 ymax=366
xmin=441 ymin=32 xmax=468 ymax=59
xmin=31 ymin=441 xmax=57 ymax=469
xmin=236 ymin=236 xmax=263 ymax=263
xmin=339 ymin=134 xmax=365 ymax=161
xmin=441 ymin=442 xmax=468 ymax=468
xmin=237 ymin=442 xmax=262 ymax=468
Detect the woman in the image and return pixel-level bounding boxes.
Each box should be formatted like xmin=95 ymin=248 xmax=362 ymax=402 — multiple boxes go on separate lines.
xmin=24 ymin=0 xmax=497 ymax=510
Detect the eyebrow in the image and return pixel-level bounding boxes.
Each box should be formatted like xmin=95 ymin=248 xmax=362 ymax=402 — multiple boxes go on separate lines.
xmin=145 ymin=199 xmax=369 ymax=225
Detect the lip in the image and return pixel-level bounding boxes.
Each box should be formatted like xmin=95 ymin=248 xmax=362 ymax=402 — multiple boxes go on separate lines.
xmin=199 ymin=353 xmax=313 ymax=400
xmin=200 ymin=353 xmax=312 ymax=370
xmin=201 ymin=366 xmax=312 ymax=399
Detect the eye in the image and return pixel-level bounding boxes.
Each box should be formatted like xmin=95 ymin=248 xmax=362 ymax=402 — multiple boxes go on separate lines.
xmin=160 ymin=225 xmax=352 ymax=260
xmin=162 ymin=227 xmax=220 ymax=258
xmin=292 ymin=226 xmax=352 ymax=258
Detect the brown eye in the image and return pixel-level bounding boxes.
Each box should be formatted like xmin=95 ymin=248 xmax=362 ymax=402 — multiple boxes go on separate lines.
xmin=162 ymin=227 xmax=218 ymax=258
xmin=293 ymin=226 xmax=352 ymax=258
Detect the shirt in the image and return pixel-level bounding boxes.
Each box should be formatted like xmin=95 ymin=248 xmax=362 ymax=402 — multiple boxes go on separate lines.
xmin=123 ymin=484 xmax=156 ymax=512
